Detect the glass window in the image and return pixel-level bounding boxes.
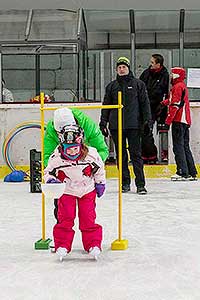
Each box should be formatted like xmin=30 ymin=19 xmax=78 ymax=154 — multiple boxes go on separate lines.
xmin=135 ymin=10 xmax=179 ymax=47
xmin=184 ymin=49 xmax=200 ymax=101
xmin=0 ymin=10 xmax=28 ymax=41
xmin=40 ymin=53 xmax=78 ymax=102
xmin=2 ymin=54 xmax=35 ymax=102
xmin=29 ymin=9 xmax=78 ymax=41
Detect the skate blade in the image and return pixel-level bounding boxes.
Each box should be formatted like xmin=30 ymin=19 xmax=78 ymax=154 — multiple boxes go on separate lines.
xmin=89 ymin=253 xmax=99 ymax=261
xmin=90 ymin=256 xmax=98 ymax=261
xmin=171 ymin=178 xmax=188 ymax=181
xmin=50 ymin=247 xmax=56 ymax=253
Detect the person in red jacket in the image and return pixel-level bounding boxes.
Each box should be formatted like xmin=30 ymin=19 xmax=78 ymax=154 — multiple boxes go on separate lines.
xmin=161 ymin=67 xmax=197 ymax=181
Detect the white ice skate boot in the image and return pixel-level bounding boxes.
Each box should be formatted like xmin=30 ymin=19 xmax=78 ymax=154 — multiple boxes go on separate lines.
xmin=56 ymin=247 xmax=68 ymax=262
xmin=89 ymin=246 xmax=101 ymax=260
xmin=50 ymin=246 xmax=56 ymax=253
xmin=49 ymin=241 xmax=56 ymax=253
xmin=171 ymin=174 xmax=189 ymax=181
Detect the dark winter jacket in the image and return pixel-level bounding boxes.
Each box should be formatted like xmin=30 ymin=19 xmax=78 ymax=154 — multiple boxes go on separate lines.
xmin=100 ymin=71 xmax=151 ymax=130
xmin=139 ymin=66 xmax=169 ymax=109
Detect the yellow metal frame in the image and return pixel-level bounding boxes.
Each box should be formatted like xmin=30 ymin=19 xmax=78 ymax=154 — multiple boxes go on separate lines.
xmin=111 ymin=92 xmax=128 ymax=250
xmin=38 ymin=91 xmax=128 ymax=250
xmin=1 ymin=164 xmax=200 ymax=180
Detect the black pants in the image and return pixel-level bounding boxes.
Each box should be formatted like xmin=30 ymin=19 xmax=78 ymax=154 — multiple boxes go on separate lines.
xmin=110 ymin=129 xmax=145 ymax=188
xmin=141 ymin=132 xmax=158 ymax=162
xmin=172 ymin=122 xmax=197 ymax=177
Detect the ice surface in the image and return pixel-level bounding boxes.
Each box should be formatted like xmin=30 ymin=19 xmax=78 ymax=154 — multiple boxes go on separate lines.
xmin=41 ymin=182 xmax=66 ymax=199
xmin=0 ymin=179 xmax=200 ymax=300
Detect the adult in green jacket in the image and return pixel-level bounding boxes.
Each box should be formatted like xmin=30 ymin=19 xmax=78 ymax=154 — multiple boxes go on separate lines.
xmin=44 ymin=107 xmax=109 ymax=167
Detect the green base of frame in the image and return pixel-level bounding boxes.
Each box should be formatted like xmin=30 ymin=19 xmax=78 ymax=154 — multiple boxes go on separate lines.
xmin=35 ymin=238 xmax=52 ymax=250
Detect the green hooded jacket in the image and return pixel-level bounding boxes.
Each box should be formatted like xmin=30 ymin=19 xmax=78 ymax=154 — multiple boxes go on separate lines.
xmin=44 ymin=108 xmax=109 ymax=167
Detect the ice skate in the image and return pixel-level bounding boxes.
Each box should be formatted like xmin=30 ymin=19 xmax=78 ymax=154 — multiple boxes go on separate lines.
xmin=50 ymin=245 xmax=56 ymax=253
xmin=56 ymin=247 xmax=68 ymax=262
xmin=49 ymin=241 xmax=56 ymax=253
xmin=137 ymin=186 xmax=147 ymax=195
xmin=89 ymin=246 xmax=101 ymax=260
xmin=188 ymin=175 xmax=198 ymax=181
xmin=122 ymin=184 xmax=130 ymax=193
xmin=171 ymin=174 xmax=189 ymax=181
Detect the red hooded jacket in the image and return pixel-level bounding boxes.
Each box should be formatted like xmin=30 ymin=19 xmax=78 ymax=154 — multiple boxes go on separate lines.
xmin=162 ymin=67 xmax=191 ymax=126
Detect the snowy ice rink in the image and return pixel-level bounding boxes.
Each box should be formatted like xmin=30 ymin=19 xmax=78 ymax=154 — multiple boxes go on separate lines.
xmin=1 ymin=178 xmax=200 ymax=300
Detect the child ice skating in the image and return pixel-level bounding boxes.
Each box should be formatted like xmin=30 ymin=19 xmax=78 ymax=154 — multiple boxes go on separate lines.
xmin=44 ymin=124 xmax=106 ymax=261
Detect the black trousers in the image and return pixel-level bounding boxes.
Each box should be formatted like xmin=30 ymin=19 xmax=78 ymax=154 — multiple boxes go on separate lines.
xmin=141 ymin=105 xmax=167 ymax=162
xmin=110 ymin=129 xmax=145 ymax=188
xmin=141 ymin=132 xmax=158 ymax=162
xmin=172 ymin=122 xmax=197 ymax=177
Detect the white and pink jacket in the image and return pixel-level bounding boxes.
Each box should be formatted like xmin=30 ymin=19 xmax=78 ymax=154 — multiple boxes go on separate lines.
xmin=44 ymin=146 xmax=106 ymax=198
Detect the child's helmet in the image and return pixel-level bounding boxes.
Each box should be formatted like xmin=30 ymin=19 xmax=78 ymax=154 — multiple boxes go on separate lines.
xmin=59 ymin=124 xmax=84 ymax=161
xmin=58 ymin=124 xmax=84 ymax=144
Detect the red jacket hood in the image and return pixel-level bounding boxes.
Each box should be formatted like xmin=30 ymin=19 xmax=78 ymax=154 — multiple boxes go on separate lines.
xmin=171 ymin=67 xmax=186 ymax=85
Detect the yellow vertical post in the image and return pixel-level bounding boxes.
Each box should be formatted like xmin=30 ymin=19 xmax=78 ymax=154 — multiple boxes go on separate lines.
xmin=118 ymin=91 xmax=123 ymax=241
xmin=34 ymin=92 xmax=52 ymax=250
xmin=111 ymin=91 xmax=128 ymax=250
xmin=40 ymin=92 xmax=46 ymax=241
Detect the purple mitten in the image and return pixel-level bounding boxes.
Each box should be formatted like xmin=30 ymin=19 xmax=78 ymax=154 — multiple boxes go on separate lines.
xmin=47 ymin=178 xmax=61 ymax=184
xmin=95 ymin=183 xmax=105 ymax=198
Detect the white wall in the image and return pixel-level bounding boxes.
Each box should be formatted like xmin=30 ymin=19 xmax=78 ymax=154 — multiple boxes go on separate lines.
xmin=0 ymin=102 xmax=200 ymax=168
xmin=0 ymin=103 xmax=101 ymax=167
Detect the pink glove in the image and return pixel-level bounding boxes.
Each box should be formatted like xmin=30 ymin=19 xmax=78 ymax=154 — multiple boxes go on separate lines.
xmin=95 ymin=183 xmax=105 ymax=198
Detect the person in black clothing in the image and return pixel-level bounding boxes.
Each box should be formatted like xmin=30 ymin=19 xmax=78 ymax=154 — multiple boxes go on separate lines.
xmin=99 ymin=57 xmax=151 ymax=194
xmin=140 ymin=54 xmax=169 ymax=163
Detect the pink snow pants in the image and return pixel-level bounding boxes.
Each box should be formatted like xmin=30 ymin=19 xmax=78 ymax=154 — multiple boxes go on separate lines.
xmin=53 ymin=189 xmax=102 ymax=252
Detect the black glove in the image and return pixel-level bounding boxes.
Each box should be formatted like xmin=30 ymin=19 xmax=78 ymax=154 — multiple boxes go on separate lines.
xmin=99 ymin=122 xmax=109 ymax=137
xmin=143 ymin=120 xmax=153 ymax=136
xmin=155 ymin=103 xmax=164 ymax=117
xmin=165 ymin=124 xmax=170 ymax=131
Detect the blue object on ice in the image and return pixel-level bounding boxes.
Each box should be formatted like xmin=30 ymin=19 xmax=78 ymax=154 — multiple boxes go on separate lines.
xmin=4 ymin=170 xmax=25 ymax=182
